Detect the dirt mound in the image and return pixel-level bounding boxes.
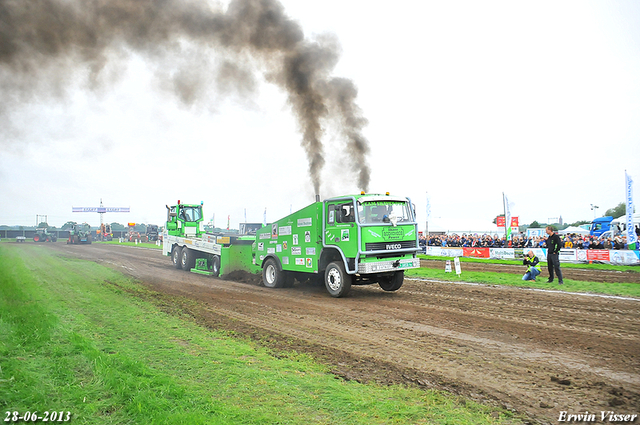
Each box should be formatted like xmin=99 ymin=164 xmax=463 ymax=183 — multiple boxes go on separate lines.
xmin=221 ymin=270 xmax=262 ymax=285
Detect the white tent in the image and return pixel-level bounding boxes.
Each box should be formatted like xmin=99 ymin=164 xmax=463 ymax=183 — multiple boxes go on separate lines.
xmin=612 ymin=213 xmax=640 ymax=227
xmin=559 ymin=226 xmax=590 ymax=235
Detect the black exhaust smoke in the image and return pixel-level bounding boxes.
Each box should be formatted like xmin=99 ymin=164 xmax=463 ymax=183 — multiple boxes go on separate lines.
xmin=0 ymin=0 xmax=371 ymax=193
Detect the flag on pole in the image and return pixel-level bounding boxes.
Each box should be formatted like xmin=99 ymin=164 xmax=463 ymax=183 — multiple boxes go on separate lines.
xmin=504 ymin=194 xmax=512 ymax=242
xmin=263 ymin=208 xmax=267 ymax=226
xmin=626 ymin=171 xmax=637 ymax=249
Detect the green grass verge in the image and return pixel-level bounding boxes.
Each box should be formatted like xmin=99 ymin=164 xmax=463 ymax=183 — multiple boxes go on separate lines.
xmin=418 ymin=254 xmax=639 ymax=272
xmin=408 ymin=264 xmax=640 ymax=298
xmin=0 ymin=244 xmax=520 ymax=425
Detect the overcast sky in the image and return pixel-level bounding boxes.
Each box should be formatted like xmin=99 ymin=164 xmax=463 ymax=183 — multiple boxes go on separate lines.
xmin=1 ymin=0 xmax=639 ymax=232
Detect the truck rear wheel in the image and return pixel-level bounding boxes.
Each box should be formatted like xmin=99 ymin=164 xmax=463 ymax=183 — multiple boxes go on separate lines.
xmin=211 ymin=255 xmax=221 ymax=277
xmin=325 ymin=261 xmax=352 ymax=298
xmin=262 ymin=258 xmax=284 ymax=288
xmin=172 ymin=246 xmax=182 ymax=269
xmin=378 ymin=271 xmax=404 ymax=292
xmin=180 ymin=247 xmax=195 ymax=271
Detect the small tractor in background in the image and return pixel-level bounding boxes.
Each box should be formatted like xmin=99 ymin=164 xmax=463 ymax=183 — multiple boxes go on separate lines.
xmin=97 ymin=223 xmax=113 ymax=241
xmin=146 ymin=224 xmax=159 ymax=242
xmin=127 ymin=223 xmax=148 ymax=242
xmin=67 ymin=223 xmax=92 ymax=244
xmin=33 ymin=227 xmax=57 ymax=242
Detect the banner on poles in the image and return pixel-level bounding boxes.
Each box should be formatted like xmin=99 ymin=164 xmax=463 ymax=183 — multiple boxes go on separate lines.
xmin=626 ymin=171 xmax=637 ymax=247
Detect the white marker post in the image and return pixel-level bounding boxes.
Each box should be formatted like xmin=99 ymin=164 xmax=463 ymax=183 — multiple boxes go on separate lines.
xmin=454 ymin=257 xmax=461 ymax=276
xmin=445 ymin=260 xmax=452 ymax=273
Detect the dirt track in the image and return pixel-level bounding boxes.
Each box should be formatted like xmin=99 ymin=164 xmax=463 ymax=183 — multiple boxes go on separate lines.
xmin=49 ymin=243 xmax=640 ymax=424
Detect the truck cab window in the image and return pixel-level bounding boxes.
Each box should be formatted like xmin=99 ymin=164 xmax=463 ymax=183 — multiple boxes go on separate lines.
xmin=338 ymin=204 xmax=355 ymax=223
xmin=179 ymin=206 xmax=202 ymax=223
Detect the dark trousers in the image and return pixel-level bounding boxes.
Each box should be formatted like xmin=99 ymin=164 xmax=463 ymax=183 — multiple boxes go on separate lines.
xmin=547 ymin=253 xmax=563 ymax=282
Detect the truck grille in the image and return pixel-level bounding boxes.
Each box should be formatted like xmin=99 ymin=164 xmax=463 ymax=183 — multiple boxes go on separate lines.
xmin=365 ymin=240 xmax=417 ymax=251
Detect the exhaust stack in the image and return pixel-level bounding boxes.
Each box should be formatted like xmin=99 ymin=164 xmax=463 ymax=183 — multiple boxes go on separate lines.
xmin=316 ymin=195 xmax=320 ymax=202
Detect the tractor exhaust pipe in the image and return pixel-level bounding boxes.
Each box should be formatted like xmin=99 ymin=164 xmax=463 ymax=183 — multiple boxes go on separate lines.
xmin=315 ymin=194 xmax=320 ymax=202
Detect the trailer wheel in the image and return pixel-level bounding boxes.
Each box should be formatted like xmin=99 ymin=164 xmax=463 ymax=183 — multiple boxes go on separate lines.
xmin=325 ymin=261 xmax=352 ymax=298
xmin=262 ymin=258 xmax=284 ymax=288
xmin=211 ymin=255 xmax=221 ymax=277
xmin=172 ymin=246 xmax=182 ymax=269
xmin=378 ymin=271 xmax=404 ymax=292
xmin=180 ymin=247 xmax=195 ymax=271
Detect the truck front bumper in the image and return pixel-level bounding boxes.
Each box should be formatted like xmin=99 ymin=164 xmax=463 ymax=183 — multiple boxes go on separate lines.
xmin=358 ymin=258 xmax=420 ymax=274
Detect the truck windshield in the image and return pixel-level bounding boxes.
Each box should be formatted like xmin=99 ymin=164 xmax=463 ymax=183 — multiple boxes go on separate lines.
xmin=358 ymin=201 xmax=412 ymax=224
xmin=179 ymin=206 xmax=202 ymax=222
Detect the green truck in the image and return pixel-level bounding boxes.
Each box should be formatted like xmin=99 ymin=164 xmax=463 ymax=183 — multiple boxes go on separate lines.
xmin=254 ymin=193 xmax=420 ymax=297
xmin=162 ymin=193 xmax=420 ymax=298
xmin=162 ymin=201 xmax=256 ymax=277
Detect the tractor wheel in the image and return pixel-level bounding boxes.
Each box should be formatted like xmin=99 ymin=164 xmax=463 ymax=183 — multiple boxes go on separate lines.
xmin=211 ymin=255 xmax=221 ymax=277
xmin=378 ymin=271 xmax=404 ymax=292
xmin=172 ymin=246 xmax=182 ymax=269
xmin=33 ymin=234 xmax=40 ymax=242
xmin=324 ymin=261 xmax=352 ymax=298
xmin=262 ymin=258 xmax=284 ymax=288
xmin=51 ymin=235 xmax=57 ymax=242
xmin=180 ymin=247 xmax=195 ymax=271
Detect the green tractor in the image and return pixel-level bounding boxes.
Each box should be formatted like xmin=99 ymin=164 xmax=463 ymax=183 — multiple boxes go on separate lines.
xmin=33 ymin=227 xmax=57 ymax=242
xmin=67 ymin=223 xmax=92 ymax=244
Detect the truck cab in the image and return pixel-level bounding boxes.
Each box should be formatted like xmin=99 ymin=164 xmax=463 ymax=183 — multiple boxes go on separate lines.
xmin=166 ymin=201 xmax=204 ymax=238
xmin=324 ymin=194 xmax=418 ymax=275
xmin=590 ymin=216 xmax=613 ymax=237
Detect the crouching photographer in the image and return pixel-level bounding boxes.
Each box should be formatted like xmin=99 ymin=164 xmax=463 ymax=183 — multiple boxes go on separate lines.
xmin=522 ymin=250 xmax=541 ymax=281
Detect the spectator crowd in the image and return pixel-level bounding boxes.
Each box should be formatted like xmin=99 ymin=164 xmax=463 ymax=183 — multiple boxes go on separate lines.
xmin=420 ymin=232 xmax=635 ymax=250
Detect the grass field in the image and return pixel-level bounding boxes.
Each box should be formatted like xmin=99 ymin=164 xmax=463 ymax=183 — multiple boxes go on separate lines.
xmin=411 ymin=255 xmax=640 ymax=298
xmin=0 ymin=244 xmax=520 ymax=425
xmin=419 ymin=254 xmax=640 ymax=272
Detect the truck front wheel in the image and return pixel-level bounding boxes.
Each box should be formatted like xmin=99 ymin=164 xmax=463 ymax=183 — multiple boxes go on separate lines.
xmin=378 ymin=271 xmax=404 ymax=292
xmin=325 ymin=261 xmax=352 ymax=298
xmin=263 ymin=258 xmax=284 ymax=288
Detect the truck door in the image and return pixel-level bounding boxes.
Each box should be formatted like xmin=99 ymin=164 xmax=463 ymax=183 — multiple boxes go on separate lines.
xmin=325 ymin=201 xmax=357 ymax=268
